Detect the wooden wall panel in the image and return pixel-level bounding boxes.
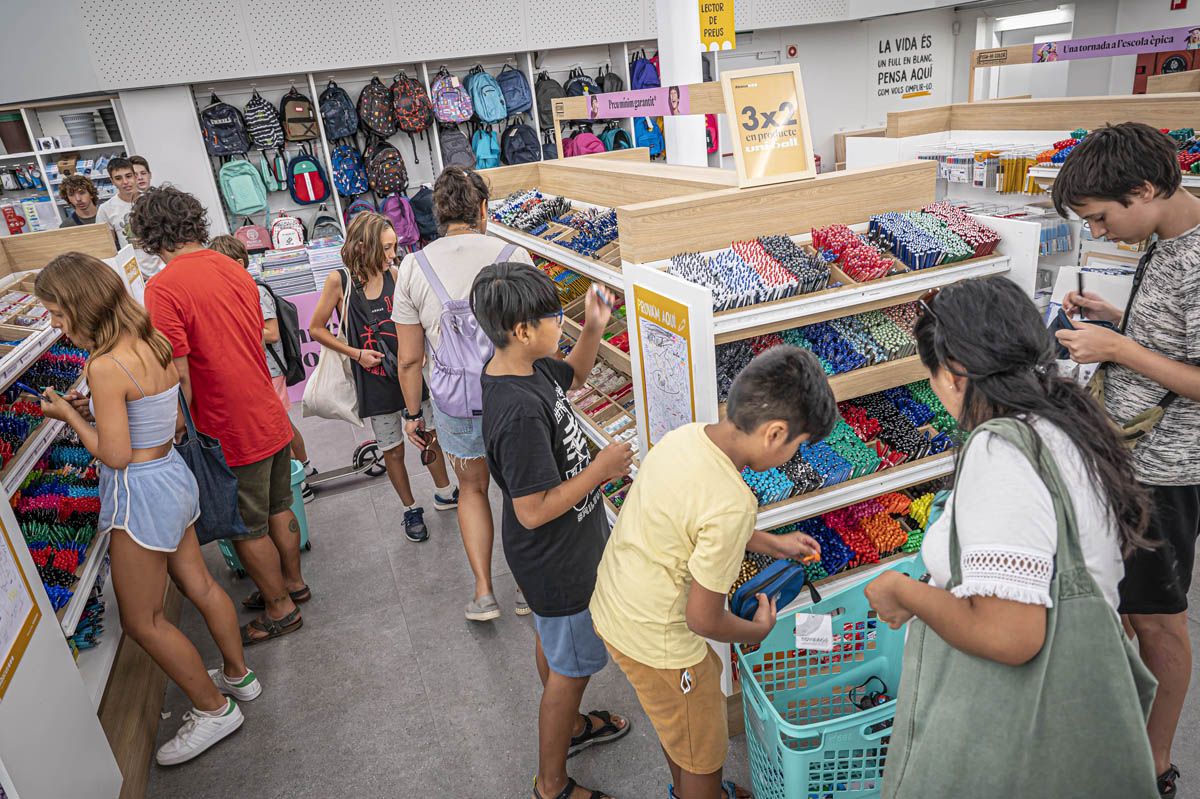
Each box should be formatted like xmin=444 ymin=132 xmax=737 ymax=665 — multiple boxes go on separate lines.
xmin=0 ymin=225 xmax=116 ymax=271
xmin=532 ymin=159 xmax=734 ymax=208
xmin=1148 ymin=72 xmax=1200 ymax=94
xmin=480 ymin=163 xmax=544 ymax=199
xmin=618 ymin=160 xmax=937 ymax=264
xmin=885 ymin=106 xmax=952 ymax=138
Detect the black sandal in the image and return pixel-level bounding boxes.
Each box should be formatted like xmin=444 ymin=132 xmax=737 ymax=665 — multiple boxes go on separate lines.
xmin=1158 ymin=764 xmax=1180 ymax=798
xmin=533 ymin=777 xmax=610 ymax=799
xmin=242 ymin=586 xmax=311 ymax=611
xmin=568 ymin=709 xmax=630 ymax=757
xmin=241 ymin=607 xmax=303 ymax=646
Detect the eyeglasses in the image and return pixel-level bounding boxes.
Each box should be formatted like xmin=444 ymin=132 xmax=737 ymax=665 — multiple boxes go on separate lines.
xmin=918 ymin=288 xmax=941 ymax=324
xmin=542 ymin=308 xmax=565 ymax=326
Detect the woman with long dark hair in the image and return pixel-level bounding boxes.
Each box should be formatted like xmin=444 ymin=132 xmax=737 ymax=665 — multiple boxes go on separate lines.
xmin=865 ymin=276 xmax=1159 ymax=798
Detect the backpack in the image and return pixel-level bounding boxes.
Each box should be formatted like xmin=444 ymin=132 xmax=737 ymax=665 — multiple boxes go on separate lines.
xmin=287 ymin=147 xmax=329 ymax=205
xmin=630 ymin=49 xmax=660 ymax=90
xmin=217 ymin=159 xmax=268 ymax=217
xmin=635 ymin=116 xmax=664 ymax=157
xmin=535 ymin=72 xmax=566 ymax=130
xmin=234 ymin=218 xmax=272 ymax=253
xmin=568 ymin=130 xmax=605 ymax=157
xmin=279 ymin=87 xmax=318 ymax=141
xmin=255 ymin=280 xmax=307 ymax=386
xmin=542 ymin=129 xmax=558 ymax=161
xmin=432 ymin=68 xmax=474 ymax=124
xmin=465 ymin=66 xmax=508 ymax=124
xmin=330 ymin=144 xmax=368 ymax=197
xmin=495 ymin=65 xmax=533 ymax=114
xmin=472 ymin=126 xmax=501 ymax=169
xmin=343 ymin=197 xmax=376 ymax=225
xmin=243 ymin=90 xmax=285 ymax=151
xmin=599 ymin=124 xmax=632 ymax=151
xmin=413 ymin=243 xmax=517 ymax=418
xmin=439 ymin=125 xmax=475 ymax=168
xmin=501 ymin=119 xmax=540 ymax=165
xmin=380 ymin=194 xmax=420 ymax=248
xmin=200 ymin=95 xmax=250 ymax=156
xmin=271 ymin=212 xmax=306 ymax=250
xmin=358 ymin=77 xmax=397 ymax=138
xmin=598 ymin=65 xmax=624 ymax=94
xmin=705 ymin=113 xmax=719 ymax=154
xmin=319 ymin=81 xmax=358 ymax=141
xmin=311 ymin=212 xmax=342 ymax=241
xmin=564 ymin=68 xmax=600 ymax=97
xmin=363 ymin=139 xmax=409 ymax=195
xmin=409 ymin=186 xmax=439 ymax=241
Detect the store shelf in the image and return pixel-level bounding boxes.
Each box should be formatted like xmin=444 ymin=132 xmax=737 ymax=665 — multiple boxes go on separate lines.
xmin=36 ymin=141 xmax=125 ymax=156
xmin=49 ymin=172 xmax=110 ymax=185
xmin=1 ymin=374 xmax=87 ymax=500
xmin=0 ymin=150 xmax=37 ymax=160
xmin=76 ymin=572 xmax=121 ymax=710
xmin=561 ymin=316 xmax=630 ymax=374
xmin=754 ymin=451 xmax=955 ymax=530
xmin=490 ymin=223 xmax=624 ymax=287
xmin=720 ymin=357 xmax=929 ymax=415
xmin=0 ymin=326 xmax=62 ymax=395
xmin=1031 ymin=165 xmax=1200 ymax=194
xmin=59 ymin=531 xmax=111 ymax=637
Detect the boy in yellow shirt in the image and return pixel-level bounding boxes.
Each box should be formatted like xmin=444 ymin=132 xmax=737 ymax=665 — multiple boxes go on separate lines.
xmin=590 ymin=346 xmax=837 ymax=799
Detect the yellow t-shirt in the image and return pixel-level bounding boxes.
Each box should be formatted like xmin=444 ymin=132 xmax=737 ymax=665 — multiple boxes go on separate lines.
xmin=590 ymin=423 xmax=757 ymax=669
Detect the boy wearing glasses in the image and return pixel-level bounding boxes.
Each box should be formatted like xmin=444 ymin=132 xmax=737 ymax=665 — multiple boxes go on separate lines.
xmin=473 ymin=263 xmax=633 ymax=799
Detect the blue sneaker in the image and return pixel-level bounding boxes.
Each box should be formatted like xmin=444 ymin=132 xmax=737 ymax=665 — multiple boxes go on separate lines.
xmin=433 ymin=487 xmax=459 ymax=511
xmin=403 ymin=507 xmax=428 ymax=542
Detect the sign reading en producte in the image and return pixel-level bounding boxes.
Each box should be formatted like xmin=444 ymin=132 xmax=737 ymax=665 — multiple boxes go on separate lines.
xmin=699 ymin=0 xmax=735 ymax=51
xmin=721 ymin=64 xmax=816 ymax=188
xmin=633 ymin=285 xmax=695 ymax=449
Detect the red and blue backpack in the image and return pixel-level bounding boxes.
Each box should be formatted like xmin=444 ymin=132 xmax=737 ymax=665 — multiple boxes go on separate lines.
xmin=287 ymin=146 xmax=329 ymax=205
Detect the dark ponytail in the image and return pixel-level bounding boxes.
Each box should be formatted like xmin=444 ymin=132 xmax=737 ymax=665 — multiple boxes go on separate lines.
xmin=916 ymin=276 xmax=1151 ymax=555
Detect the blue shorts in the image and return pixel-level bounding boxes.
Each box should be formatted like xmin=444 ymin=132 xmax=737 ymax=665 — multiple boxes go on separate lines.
xmin=99 ymin=450 xmax=200 ymax=552
xmin=534 ymin=608 xmax=609 ymax=678
xmin=429 ymin=398 xmax=485 ymax=462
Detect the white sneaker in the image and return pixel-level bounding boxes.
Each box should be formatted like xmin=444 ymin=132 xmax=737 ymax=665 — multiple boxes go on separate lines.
xmin=208 ymin=667 xmax=262 ymax=702
xmin=155 ymin=699 xmax=244 ymax=766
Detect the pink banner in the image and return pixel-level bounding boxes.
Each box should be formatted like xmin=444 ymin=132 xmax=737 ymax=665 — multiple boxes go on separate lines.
xmin=586 ymin=85 xmax=691 ymax=120
xmin=286 ymin=290 xmax=332 ymax=403
xmin=1035 ymin=27 xmax=1200 ymax=63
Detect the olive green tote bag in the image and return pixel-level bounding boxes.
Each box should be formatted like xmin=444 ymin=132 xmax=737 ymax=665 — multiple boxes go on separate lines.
xmin=883 ymin=418 xmax=1159 ymax=799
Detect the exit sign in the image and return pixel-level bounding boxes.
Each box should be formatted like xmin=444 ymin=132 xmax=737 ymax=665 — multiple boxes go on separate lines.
xmin=1172 ymin=0 xmax=1188 ymax=11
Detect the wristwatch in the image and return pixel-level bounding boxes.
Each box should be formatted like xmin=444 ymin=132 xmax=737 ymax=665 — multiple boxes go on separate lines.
xmin=401 ymin=407 xmax=424 ymax=421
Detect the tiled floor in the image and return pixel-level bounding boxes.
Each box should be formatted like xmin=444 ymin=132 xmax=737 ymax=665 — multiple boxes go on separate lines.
xmin=145 ymin=412 xmax=1200 ymax=798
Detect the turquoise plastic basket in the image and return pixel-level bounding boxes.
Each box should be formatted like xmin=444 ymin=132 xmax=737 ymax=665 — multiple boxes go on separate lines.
xmin=737 ymin=555 xmax=925 ymax=799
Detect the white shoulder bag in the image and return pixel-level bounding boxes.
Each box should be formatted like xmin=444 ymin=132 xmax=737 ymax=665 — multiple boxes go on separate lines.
xmin=301 ymin=269 xmax=364 ymax=427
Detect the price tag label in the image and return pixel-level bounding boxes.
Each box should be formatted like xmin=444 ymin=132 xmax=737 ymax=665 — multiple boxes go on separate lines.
xmin=721 ymin=65 xmax=816 ymax=188
xmin=795 ymin=613 xmax=834 ymax=652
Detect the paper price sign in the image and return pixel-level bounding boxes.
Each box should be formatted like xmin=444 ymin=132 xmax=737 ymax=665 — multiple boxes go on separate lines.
xmin=795 ymin=613 xmax=834 ymax=652
xmin=721 ymin=65 xmax=816 ymax=188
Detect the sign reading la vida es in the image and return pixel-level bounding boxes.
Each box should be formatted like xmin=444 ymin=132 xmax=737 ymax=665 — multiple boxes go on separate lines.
xmin=720 ymin=64 xmax=816 ymax=188
xmin=875 ymin=32 xmax=936 ymax=100
xmin=699 ymin=0 xmax=735 ymax=51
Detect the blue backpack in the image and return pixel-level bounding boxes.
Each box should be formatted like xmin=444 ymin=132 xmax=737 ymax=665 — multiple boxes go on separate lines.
xmin=495 ymin=65 xmax=532 ymax=115
xmin=343 ymin=197 xmax=376 ymax=225
xmin=472 ymin=126 xmax=501 ymax=169
xmin=465 ymin=66 xmax=508 ymax=124
xmin=635 ymin=117 xmax=664 ymax=157
xmin=630 ymin=49 xmax=660 ymax=90
xmin=331 ymin=144 xmax=368 ymax=197
xmin=600 ymin=124 xmax=632 ymax=151
xmin=319 ymin=81 xmax=358 ymax=141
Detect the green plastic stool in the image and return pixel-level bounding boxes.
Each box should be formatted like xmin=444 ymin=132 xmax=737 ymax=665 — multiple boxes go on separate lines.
xmin=218 ymin=459 xmax=311 ymax=577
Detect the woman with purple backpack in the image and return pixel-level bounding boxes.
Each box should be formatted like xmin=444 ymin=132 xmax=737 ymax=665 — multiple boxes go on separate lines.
xmin=393 ymin=166 xmax=534 ymax=623
xmin=309 ymin=212 xmax=456 ymax=542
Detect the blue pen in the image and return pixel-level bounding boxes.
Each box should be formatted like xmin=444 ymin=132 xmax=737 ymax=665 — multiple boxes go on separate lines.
xmin=11 ymin=380 xmax=45 ymax=398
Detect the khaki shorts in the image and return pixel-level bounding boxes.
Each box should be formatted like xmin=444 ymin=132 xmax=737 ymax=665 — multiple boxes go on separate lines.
xmin=229 ymin=445 xmax=293 ymax=539
xmin=605 ymin=641 xmax=728 ymax=774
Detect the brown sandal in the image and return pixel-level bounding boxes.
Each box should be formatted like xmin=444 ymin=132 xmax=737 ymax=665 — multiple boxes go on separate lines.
xmin=533 ymin=777 xmax=610 ymax=799
xmin=241 ymin=607 xmax=303 ymax=645
xmin=242 ymin=586 xmax=311 ymax=611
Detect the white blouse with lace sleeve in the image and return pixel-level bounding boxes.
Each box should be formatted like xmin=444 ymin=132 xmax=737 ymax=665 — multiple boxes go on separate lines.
xmin=921 ymin=420 xmax=1124 ymax=613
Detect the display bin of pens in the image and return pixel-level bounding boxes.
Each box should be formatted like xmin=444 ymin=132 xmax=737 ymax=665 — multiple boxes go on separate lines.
xmin=0 ymin=275 xmax=51 ymax=341
xmin=560 ymin=342 xmax=639 ymax=456
xmin=0 ymin=342 xmax=88 ymax=479
xmin=490 ymin=190 xmax=622 ymax=269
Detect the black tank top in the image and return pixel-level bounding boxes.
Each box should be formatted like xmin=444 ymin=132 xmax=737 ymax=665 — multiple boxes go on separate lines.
xmin=339 ymin=268 xmax=402 ymax=418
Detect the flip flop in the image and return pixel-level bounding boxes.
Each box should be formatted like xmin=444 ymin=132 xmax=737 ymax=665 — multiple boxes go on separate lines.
xmin=241 ymin=608 xmax=303 ymax=646
xmin=669 ymin=781 xmax=748 ymax=799
xmin=534 ymin=776 xmax=610 ymax=799
xmin=568 ymin=709 xmax=631 ymax=757
xmin=242 ymin=586 xmax=311 ymax=611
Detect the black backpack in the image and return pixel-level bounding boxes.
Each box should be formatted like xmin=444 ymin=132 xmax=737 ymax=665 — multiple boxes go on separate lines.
xmin=200 ymin=94 xmax=250 ymax=156
xmin=410 ymin=186 xmax=439 ymax=242
xmin=598 ymin=65 xmax=624 ymax=94
xmin=243 ymin=90 xmax=285 ymax=151
xmin=501 ymin=118 xmax=540 ymax=165
xmin=319 ymin=81 xmax=359 ymax=141
xmin=542 ymin=129 xmax=558 ymax=161
xmin=439 ymin=125 xmax=475 ymax=168
xmin=564 ymin=68 xmax=600 ymax=97
xmin=535 ymin=72 xmax=566 ymax=131
xmin=255 ymin=281 xmax=306 ymax=386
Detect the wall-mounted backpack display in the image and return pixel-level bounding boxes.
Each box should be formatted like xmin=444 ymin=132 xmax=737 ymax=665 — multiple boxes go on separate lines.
xmin=287 ymin=146 xmax=329 ymax=205
xmin=500 ymin=119 xmax=540 ymax=165
xmin=311 ymin=209 xmax=343 ymax=241
xmin=234 ymin=218 xmax=272 ymax=253
xmin=635 ymin=116 xmax=664 ymax=157
xmin=200 ymin=94 xmax=250 ymax=156
xmin=391 ymin=72 xmax=434 ymax=165
xmin=598 ymin=65 xmax=624 ymax=94
xmin=471 ymin=126 xmax=501 ymax=170
xmin=409 ymin=186 xmax=439 ymax=242
xmin=358 ymin=77 xmax=397 ymax=138
xmin=330 ymin=144 xmax=368 ymax=197
xmin=319 ymin=81 xmax=359 ymax=141
xmin=465 ymin=66 xmax=508 ymax=124
xmin=380 ymin=194 xmax=420 ymax=249
xmin=217 ymin=159 xmax=268 ymax=217
xmin=599 ymin=124 xmax=632 ymax=151
xmin=630 ymin=49 xmax=660 ymax=90
xmin=343 ymin=197 xmax=376 ymax=225
xmin=495 ymin=65 xmax=532 ymax=115
xmin=542 ymin=129 xmax=558 ymax=161
xmin=432 ymin=68 xmax=474 ymax=124
xmin=271 ymin=211 xmax=306 ymax=250
xmin=535 ymin=72 xmax=566 ymax=131
xmin=439 ymin=125 xmax=475 ymax=168
xmin=243 ymin=90 xmax=285 ymax=151
xmin=705 ymin=113 xmax=719 ymax=154
xmin=564 ymin=68 xmax=600 ymax=97
xmin=279 ymin=87 xmax=318 ymax=141
xmin=363 ymin=139 xmax=409 ymax=195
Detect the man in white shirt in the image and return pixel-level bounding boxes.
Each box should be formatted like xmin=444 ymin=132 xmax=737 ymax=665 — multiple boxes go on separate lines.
xmin=94 ymin=156 xmax=164 ymax=281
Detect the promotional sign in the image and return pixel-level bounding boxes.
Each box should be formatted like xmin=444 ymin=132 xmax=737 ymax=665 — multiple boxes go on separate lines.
xmin=721 ymin=64 xmax=816 ymax=188
xmin=699 ymin=0 xmax=735 ymax=51
xmin=585 ymin=86 xmax=691 ymax=120
xmin=286 ymin=290 xmax=330 ymax=403
xmin=0 ymin=517 xmax=40 ymax=701
xmin=1034 ymin=26 xmax=1200 ymax=62
xmin=866 ymin=12 xmax=952 ymax=124
xmin=633 ymin=285 xmax=695 ymax=448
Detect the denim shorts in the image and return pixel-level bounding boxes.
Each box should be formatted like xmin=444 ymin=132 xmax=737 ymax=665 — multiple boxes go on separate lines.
xmin=533 ymin=608 xmax=609 ymax=678
xmin=429 ymin=398 xmax=485 ymax=461
xmin=99 ymin=450 xmax=200 ymax=552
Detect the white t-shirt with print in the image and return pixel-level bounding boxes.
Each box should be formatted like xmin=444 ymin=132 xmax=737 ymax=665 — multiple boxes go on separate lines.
xmin=95 ymin=195 xmax=165 ymax=281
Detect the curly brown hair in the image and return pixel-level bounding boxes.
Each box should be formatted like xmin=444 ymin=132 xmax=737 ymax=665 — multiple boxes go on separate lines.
xmin=128 ymin=186 xmax=209 ymax=256
xmin=58 ymin=174 xmax=98 ymax=206
xmin=433 ymin=166 xmax=490 ymax=234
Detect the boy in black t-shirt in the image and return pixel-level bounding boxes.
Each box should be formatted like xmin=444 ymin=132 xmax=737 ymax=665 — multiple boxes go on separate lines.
xmin=474 ymin=263 xmax=633 ymax=799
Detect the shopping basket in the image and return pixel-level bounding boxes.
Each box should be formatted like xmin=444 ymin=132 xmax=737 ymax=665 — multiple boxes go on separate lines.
xmin=737 ymin=555 xmax=925 ymax=799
